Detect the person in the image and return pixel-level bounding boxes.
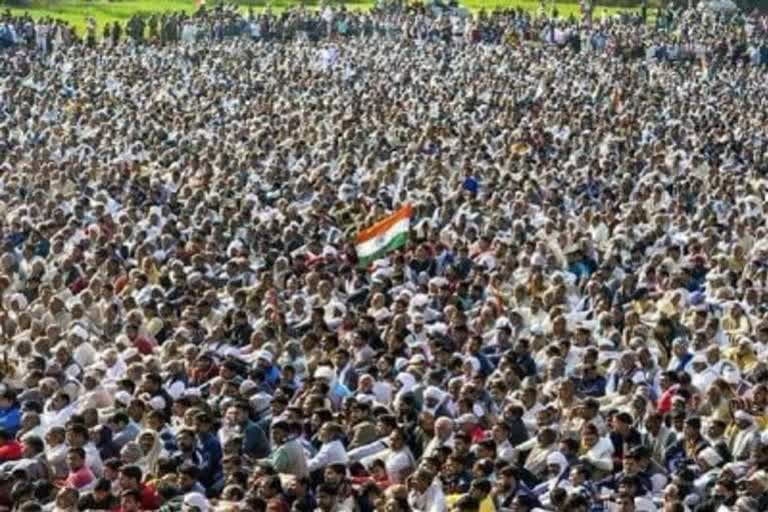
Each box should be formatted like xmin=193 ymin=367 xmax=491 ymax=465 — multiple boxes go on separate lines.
xmin=0 ymin=429 xmax=21 ymax=462
xmin=62 ymin=447 xmax=95 ymax=490
xmin=308 ymin=422 xmax=348 ymax=473
xmin=117 ymin=489 xmax=143 ymax=512
xmin=262 ymin=420 xmax=308 ymax=478
xmin=118 ymin=465 xmax=161 ymax=510
xmin=77 ymin=478 xmax=119 ymax=510
xmin=220 ymin=401 xmax=270 ymax=459
xmin=0 ymin=389 xmax=21 ymax=437
xmin=0 ymin=4 xmax=766 ymax=512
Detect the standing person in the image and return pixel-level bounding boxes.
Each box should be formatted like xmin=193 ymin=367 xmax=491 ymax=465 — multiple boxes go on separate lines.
xmin=112 ymin=21 xmax=121 ymax=46
xmin=86 ymin=17 xmax=96 ymax=48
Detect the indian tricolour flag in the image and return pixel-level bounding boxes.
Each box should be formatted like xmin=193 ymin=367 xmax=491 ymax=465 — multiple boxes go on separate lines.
xmin=355 ymin=205 xmax=412 ymax=267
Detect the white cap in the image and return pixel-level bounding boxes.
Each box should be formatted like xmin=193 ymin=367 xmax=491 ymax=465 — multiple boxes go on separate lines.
xmin=256 ymin=350 xmax=273 ymax=363
xmin=115 ymin=391 xmax=132 ymax=405
xmin=239 ymin=380 xmax=258 ymax=395
xmin=183 ymin=492 xmax=209 ymax=512
xmin=149 ymin=396 xmax=166 ymax=411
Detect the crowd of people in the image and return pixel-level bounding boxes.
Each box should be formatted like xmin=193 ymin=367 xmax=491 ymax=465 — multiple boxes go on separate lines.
xmin=1 ymin=1 xmax=768 ymax=512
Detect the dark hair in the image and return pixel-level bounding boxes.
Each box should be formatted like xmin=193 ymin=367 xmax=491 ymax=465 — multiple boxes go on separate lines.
xmin=178 ymin=463 xmax=200 ymax=479
xmin=32 ymin=481 xmax=54 ymax=501
xmin=716 ymin=478 xmax=737 ymax=492
xmin=564 ymin=493 xmax=588 ymax=509
xmin=67 ymin=447 xmax=86 ymax=459
xmin=121 ymin=489 xmax=141 ymax=501
xmin=23 ymin=436 xmax=44 ymax=454
xmin=120 ymin=465 xmax=143 ymax=484
xmin=327 ymin=462 xmax=347 ymax=476
xmin=112 ymin=412 xmax=130 ymax=425
xmin=471 ymin=479 xmax=492 ymax=494
xmin=560 ymin=438 xmax=579 ymax=453
xmin=104 ymin=458 xmax=122 ymax=470
xmin=155 ymin=482 xmax=180 ymax=501
xmin=316 ymin=482 xmax=338 ymax=496
xmin=0 ymin=389 xmax=17 ymax=404
xmin=67 ymin=424 xmax=88 ymax=438
xmin=474 ymin=459 xmax=494 ymax=477
xmin=262 ymin=475 xmax=282 ymax=493
xmin=94 ymin=478 xmax=111 ymax=492
xmin=455 ymin=494 xmax=480 ymax=512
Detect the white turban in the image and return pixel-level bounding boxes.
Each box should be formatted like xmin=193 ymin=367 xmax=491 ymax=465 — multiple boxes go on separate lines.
xmin=546 ymin=451 xmax=568 ymax=472
xmin=698 ymin=447 xmax=723 ymax=468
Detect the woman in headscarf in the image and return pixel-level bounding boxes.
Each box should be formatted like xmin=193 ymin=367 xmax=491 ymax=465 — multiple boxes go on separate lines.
xmin=137 ymin=429 xmax=165 ymax=479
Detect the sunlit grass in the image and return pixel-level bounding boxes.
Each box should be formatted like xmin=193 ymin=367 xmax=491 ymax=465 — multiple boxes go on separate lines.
xmin=4 ymin=0 xmax=640 ymax=35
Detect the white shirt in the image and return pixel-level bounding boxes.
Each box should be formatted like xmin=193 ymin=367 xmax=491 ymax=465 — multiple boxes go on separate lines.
xmin=308 ymin=439 xmax=348 ymax=472
xmin=408 ymin=481 xmax=446 ymax=512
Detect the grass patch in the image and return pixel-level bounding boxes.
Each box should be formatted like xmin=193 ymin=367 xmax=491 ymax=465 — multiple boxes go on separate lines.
xmin=3 ymin=0 xmax=640 ymax=35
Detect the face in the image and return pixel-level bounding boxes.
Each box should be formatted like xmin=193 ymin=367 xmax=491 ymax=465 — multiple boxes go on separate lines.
xmin=66 ymin=452 xmax=84 ymax=471
xmin=178 ymin=472 xmax=197 ymax=491
xmin=119 ymin=473 xmax=137 ymax=491
xmin=121 ymin=494 xmax=140 ymax=512
xmin=317 ymin=491 xmax=336 ymax=511
xmin=616 ymin=495 xmax=634 ymax=512
xmin=323 ymin=467 xmax=343 ymax=487
xmin=56 ymin=490 xmax=78 ymax=509
xmin=139 ymin=433 xmax=155 ymax=454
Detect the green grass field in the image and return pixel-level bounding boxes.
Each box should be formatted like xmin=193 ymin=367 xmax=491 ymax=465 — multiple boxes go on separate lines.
xmin=3 ymin=0 xmax=640 ymax=35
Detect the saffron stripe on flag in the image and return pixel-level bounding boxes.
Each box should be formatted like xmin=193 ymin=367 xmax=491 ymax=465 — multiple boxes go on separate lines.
xmin=355 ymin=205 xmax=413 ymax=244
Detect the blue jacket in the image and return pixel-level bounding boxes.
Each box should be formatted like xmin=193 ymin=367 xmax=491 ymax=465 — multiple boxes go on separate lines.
xmin=0 ymin=405 xmax=21 ymax=437
xmin=197 ymin=432 xmax=222 ymax=487
xmin=242 ymin=420 xmax=271 ymax=459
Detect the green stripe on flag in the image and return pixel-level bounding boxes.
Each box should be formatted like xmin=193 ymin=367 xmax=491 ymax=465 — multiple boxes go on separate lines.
xmin=357 ymin=232 xmax=408 ymax=267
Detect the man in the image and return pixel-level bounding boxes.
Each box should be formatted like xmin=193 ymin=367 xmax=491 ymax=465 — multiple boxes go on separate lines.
xmin=0 ymin=436 xmax=48 ymax=480
xmin=194 ymin=412 xmax=222 ymax=488
xmin=262 ymin=420 xmax=308 ymax=478
xmin=333 ymin=347 xmax=359 ymax=391
xmin=407 ymin=468 xmax=446 ymax=512
xmin=456 ymin=414 xmax=485 ymax=444
xmin=181 ymin=492 xmax=210 ymax=512
xmin=117 ymin=489 xmax=143 ymax=512
xmin=0 ymin=389 xmax=21 ymax=437
xmin=347 ymin=400 xmax=378 ymax=450
xmin=639 ymin=412 xmax=676 ymax=467
xmin=63 ymin=447 xmax=94 ymax=490
xmin=110 ymin=411 xmax=141 ymax=450
xmin=66 ymin=423 xmax=103 ymax=477
xmin=315 ymin=482 xmax=340 ymax=512
xmin=119 ymin=465 xmax=161 ymax=510
xmin=609 ymin=412 xmax=642 ymax=469
xmin=424 ymin=417 xmax=454 ymax=459
xmin=171 ymin=428 xmax=204 ymax=468
xmin=728 ymin=410 xmax=760 ymax=461
xmin=219 ymin=401 xmax=270 ymax=459
xmin=0 ymin=429 xmax=21 ymax=462
xmin=664 ymin=416 xmax=709 ymax=472
xmin=140 ymin=373 xmax=174 ymax=417
xmin=308 ymin=422 xmax=348 ymax=473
